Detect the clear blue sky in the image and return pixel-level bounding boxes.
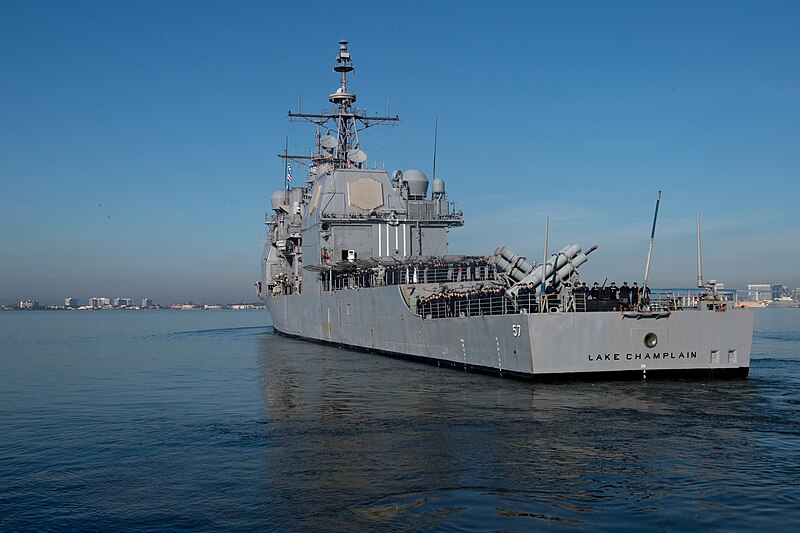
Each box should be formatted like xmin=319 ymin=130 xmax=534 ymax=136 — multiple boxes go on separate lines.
xmin=2 ymin=0 xmax=798 ymax=304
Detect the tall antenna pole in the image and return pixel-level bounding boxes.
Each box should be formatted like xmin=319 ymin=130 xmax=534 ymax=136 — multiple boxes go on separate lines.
xmin=541 ymin=215 xmax=549 ymax=313
xmin=432 ymin=115 xmax=438 ymax=180
xmin=283 ymin=136 xmax=289 ymax=200
xmin=642 ymin=190 xmax=661 ymax=301
xmin=696 ymin=211 xmax=704 ymax=288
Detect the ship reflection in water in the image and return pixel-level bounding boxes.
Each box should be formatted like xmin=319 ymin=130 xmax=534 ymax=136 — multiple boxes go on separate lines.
xmin=1 ymin=311 xmax=797 ymax=529
xmin=256 ymin=326 xmax=799 ymax=530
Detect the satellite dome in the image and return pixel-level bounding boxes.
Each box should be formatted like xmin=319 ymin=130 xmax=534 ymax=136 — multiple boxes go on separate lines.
xmin=402 ymin=169 xmax=429 ymax=199
xmin=432 ymin=178 xmax=445 ymax=195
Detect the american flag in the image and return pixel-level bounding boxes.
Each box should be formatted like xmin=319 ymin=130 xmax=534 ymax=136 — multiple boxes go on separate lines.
xmin=286 ymin=163 xmax=293 ymax=182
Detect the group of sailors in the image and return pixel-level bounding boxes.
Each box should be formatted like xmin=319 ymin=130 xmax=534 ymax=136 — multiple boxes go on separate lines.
xmin=574 ymin=281 xmax=646 ymax=307
xmin=327 ymin=269 xmax=375 ymax=290
xmin=416 ymin=278 xmax=652 ymax=319
xmin=323 ymin=259 xmax=496 ymax=291
xmin=416 ymin=287 xmax=511 ymax=319
xmin=383 ymin=259 xmax=493 ymax=286
xmin=516 ymin=283 xmax=540 ymax=312
xmin=321 ymin=258 xmax=649 ymax=314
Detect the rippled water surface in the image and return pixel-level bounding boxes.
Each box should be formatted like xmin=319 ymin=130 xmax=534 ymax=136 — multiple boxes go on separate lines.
xmin=1 ymin=309 xmax=799 ymax=530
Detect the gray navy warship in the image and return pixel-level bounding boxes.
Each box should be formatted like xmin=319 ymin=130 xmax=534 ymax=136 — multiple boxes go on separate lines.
xmin=258 ymin=40 xmax=753 ymax=380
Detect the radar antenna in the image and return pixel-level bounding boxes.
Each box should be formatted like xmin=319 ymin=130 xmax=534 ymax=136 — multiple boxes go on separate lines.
xmin=280 ymin=40 xmax=399 ymax=175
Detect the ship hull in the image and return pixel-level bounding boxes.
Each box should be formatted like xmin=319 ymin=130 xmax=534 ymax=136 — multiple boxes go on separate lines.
xmin=265 ymin=286 xmax=753 ymax=380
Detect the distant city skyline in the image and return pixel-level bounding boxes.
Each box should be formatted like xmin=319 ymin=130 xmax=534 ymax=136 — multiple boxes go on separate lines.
xmin=7 ymin=282 xmax=800 ymax=309
xmin=2 ymin=1 xmax=799 ymax=303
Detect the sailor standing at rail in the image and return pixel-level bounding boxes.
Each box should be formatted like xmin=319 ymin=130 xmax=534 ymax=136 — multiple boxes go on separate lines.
xmin=620 ymin=282 xmax=631 ymax=309
xmin=545 ymin=278 xmax=559 ymax=310
xmin=590 ymin=282 xmax=600 ymax=300
xmin=517 ymin=284 xmax=528 ymax=312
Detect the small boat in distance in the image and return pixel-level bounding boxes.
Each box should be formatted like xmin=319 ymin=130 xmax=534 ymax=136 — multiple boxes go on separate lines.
xmin=769 ymin=296 xmax=799 ymax=308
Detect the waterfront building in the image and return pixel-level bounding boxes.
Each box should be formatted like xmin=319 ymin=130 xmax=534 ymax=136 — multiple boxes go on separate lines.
xmin=142 ymin=298 xmax=152 ymax=308
xmin=113 ymin=298 xmax=133 ymax=307
xmin=89 ymin=297 xmax=111 ymax=308
xmin=19 ymin=300 xmax=38 ymax=310
xmin=747 ymin=284 xmax=771 ymax=301
xmin=772 ymin=284 xmax=787 ymax=300
xmin=65 ymin=298 xmax=78 ymax=308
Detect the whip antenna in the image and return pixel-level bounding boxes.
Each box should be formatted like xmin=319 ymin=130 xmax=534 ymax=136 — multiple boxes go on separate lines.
xmin=696 ymin=211 xmax=704 ymax=289
xmin=432 ymin=115 xmax=438 ymax=180
xmin=642 ymin=190 xmax=661 ymax=303
xmin=541 ymin=216 xmax=549 ymax=312
xmin=283 ymin=136 xmax=289 ymax=201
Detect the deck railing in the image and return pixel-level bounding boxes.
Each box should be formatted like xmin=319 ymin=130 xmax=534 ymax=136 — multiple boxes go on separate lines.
xmin=323 ymin=264 xmax=498 ymax=291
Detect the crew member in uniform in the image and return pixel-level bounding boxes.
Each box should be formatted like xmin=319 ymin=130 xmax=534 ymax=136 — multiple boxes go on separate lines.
xmin=545 ymin=279 xmax=559 ymax=310
xmin=619 ymin=281 xmax=631 ymax=309
xmin=590 ymin=282 xmax=600 ymax=300
xmin=517 ymin=284 xmax=529 ymax=312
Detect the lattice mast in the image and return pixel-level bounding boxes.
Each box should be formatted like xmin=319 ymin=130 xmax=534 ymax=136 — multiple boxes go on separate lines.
xmin=280 ymin=40 xmax=399 ymax=174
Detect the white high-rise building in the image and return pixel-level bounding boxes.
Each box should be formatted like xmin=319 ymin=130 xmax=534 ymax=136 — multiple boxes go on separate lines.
xmin=747 ymin=284 xmax=771 ymax=301
xmin=65 ymin=298 xmax=78 ymax=308
xmin=142 ymin=298 xmax=153 ymax=308
xmin=89 ymin=297 xmax=111 ymax=308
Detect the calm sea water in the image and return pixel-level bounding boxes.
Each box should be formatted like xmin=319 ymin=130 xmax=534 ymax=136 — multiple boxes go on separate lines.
xmin=1 ymin=309 xmax=799 ymax=531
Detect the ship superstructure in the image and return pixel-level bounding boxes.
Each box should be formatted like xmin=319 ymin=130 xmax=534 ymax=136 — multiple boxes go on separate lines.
xmin=262 ymin=40 xmax=462 ymax=299
xmin=259 ymin=41 xmax=753 ymax=380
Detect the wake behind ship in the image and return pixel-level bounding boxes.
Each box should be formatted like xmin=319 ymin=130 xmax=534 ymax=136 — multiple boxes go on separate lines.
xmin=258 ymin=41 xmax=753 ymax=380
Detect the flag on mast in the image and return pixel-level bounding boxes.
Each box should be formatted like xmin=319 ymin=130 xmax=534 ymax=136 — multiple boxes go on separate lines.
xmin=286 ymin=163 xmax=293 ymax=183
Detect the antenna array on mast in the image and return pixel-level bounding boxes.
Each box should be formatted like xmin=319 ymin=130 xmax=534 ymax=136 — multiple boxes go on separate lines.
xmin=280 ymin=40 xmax=399 ymax=174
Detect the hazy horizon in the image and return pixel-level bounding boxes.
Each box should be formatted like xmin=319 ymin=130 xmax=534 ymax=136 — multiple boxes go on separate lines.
xmin=3 ymin=1 xmax=799 ymax=304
